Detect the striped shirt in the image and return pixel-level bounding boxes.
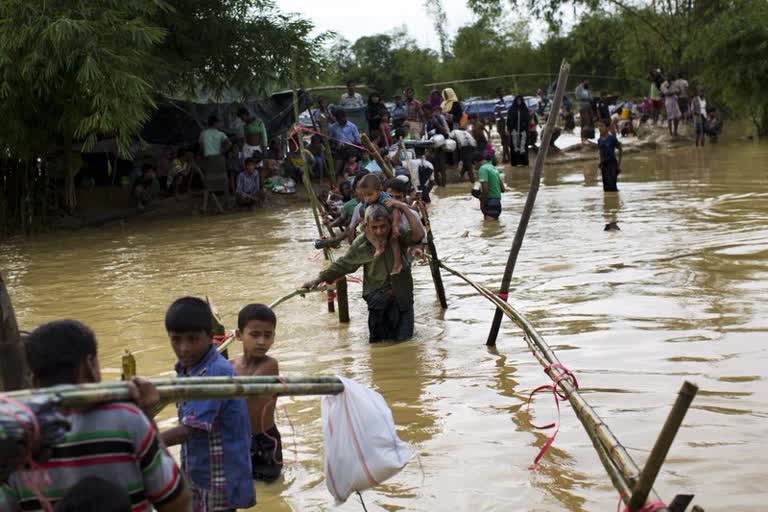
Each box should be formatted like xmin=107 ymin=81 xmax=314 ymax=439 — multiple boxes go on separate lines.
xmin=0 ymin=402 xmax=183 ymax=512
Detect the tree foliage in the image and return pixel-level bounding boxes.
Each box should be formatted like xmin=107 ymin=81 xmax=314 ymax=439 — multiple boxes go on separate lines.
xmin=0 ymin=0 xmax=166 ymax=158
xmin=687 ymin=0 xmax=768 ymax=134
xmin=155 ymin=0 xmax=330 ymax=98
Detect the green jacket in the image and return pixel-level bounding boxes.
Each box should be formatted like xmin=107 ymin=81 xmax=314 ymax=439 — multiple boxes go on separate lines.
xmin=319 ymin=230 xmax=418 ymax=306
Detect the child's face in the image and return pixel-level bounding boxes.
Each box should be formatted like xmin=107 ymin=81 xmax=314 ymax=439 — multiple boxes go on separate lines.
xmin=359 ymin=186 xmax=380 ymax=204
xmin=237 ymin=319 xmax=275 ymax=359
xmin=386 ymin=188 xmax=405 ymax=202
xmin=169 ymin=330 xmax=212 ymax=369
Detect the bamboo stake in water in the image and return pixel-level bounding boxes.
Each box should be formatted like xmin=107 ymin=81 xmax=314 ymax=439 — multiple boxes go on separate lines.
xmin=487 ymin=60 xmax=570 ymax=346
xmin=0 ymin=273 xmax=29 ymax=391
xmin=628 ymin=381 xmax=698 ymax=511
xmin=319 ymin=116 xmax=338 ymax=187
xmin=418 ymin=203 xmax=448 ymax=309
xmin=292 ymin=85 xmax=336 ymax=313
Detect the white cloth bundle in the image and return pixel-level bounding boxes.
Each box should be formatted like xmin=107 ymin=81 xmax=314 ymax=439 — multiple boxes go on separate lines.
xmin=321 ymin=377 xmax=413 ymax=503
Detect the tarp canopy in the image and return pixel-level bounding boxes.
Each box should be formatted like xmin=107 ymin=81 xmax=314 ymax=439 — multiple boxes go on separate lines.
xmin=139 ymin=90 xmax=312 ymax=147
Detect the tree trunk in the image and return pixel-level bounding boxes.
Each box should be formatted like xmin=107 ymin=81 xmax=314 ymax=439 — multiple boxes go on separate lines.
xmin=63 ymin=132 xmax=77 ymax=213
xmin=753 ymin=106 xmax=768 ymax=137
xmin=0 ymin=273 xmax=30 ymax=391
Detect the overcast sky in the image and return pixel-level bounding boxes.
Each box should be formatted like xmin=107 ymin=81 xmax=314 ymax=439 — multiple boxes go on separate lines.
xmin=275 ymin=0 xmax=479 ymax=50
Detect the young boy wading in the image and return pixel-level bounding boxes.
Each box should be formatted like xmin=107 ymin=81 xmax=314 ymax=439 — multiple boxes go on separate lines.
xmin=302 ymin=201 xmax=425 ymax=343
xmin=160 ymin=297 xmax=255 ymax=512
xmin=232 ymin=304 xmax=284 ymax=483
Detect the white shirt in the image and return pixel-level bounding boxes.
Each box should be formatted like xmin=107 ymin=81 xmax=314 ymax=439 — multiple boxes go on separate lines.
xmin=698 ymin=97 xmax=707 ymax=116
xmin=340 ymin=92 xmax=364 ymax=108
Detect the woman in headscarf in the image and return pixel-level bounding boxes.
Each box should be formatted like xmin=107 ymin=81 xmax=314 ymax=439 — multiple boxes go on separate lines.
xmin=507 ymin=95 xmax=530 ymax=167
xmin=365 ymin=92 xmax=389 ymax=134
xmin=441 ymin=87 xmax=465 ymax=130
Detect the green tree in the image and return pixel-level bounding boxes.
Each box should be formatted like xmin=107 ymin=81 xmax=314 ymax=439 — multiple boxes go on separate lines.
xmin=0 ymin=0 xmax=167 ymax=211
xmin=0 ymin=0 xmax=325 ymax=218
xmin=155 ymin=0 xmax=329 ymax=98
xmin=687 ymin=0 xmax=768 ymax=135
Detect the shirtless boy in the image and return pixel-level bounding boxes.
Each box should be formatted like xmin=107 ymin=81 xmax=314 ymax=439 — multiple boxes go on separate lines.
xmin=231 ymin=304 xmax=283 ymax=482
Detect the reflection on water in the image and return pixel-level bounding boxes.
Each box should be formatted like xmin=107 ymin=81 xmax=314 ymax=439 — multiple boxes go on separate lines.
xmin=2 ymin=142 xmax=768 ymax=510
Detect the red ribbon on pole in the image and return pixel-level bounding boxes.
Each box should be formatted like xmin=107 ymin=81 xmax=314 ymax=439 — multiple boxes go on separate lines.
xmin=527 ymin=363 xmax=579 ymax=469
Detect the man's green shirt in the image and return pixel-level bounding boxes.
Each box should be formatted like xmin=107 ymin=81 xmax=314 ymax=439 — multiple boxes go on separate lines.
xmin=319 ymin=228 xmax=417 ymax=306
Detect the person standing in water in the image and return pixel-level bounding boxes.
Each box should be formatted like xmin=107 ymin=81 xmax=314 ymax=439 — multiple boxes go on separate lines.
xmin=691 ymin=87 xmax=708 ymax=147
xmin=507 ymin=95 xmax=530 ymax=167
xmin=595 ymin=120 xmax=623 ymax=192
xmin=475 ymin=150 xmax=504 ymax=221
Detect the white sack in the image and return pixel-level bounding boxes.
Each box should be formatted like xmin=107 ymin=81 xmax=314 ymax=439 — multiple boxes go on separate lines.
xmin=321 ymin=376 xmax=413 ymax=503
xmin=443 ymin=139 xmax=457 ymax=152
xmin=430 ymin=134 xmax=446 ymax=147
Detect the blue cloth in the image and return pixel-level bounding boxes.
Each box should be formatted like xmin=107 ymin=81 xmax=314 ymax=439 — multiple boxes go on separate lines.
xmin=236 ymin=170 xmax=260 ymax=195
xmin=329 ymin=121 xmax=361 ymax=145
xmin=598 ymin=133 xmax=620 ymax=163
xmin=365 ymin=191 xmax=391 ymax=207
xmin=391 ymin=102 xmax=406 ymax=120
xmin=364 ymin=160 xmax=382 ymax=173
xmin=425 ymin=114 xmax=447 ymax=136
xmin=175 ymin=345 xmax=255 ymax=509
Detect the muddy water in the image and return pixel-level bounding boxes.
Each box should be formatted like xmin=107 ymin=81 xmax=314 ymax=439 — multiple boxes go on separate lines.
xmin=2 ymin=141 xmax=767 ymax=511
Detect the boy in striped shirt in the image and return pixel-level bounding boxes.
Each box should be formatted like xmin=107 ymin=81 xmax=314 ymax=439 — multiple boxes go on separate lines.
xmin=0 ymin=319 xmax=190 ymax=512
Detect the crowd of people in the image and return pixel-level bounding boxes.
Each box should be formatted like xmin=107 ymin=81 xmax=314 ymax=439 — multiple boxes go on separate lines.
xmin=124 ymin=72 xmax=725 ymax=217
xmin=571 ymin=70 xmax=722 ymax=148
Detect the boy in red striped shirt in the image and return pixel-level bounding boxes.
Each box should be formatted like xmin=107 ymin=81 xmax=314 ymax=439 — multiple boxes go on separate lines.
xmin=0 ymin=319 xmax=190 ymax=512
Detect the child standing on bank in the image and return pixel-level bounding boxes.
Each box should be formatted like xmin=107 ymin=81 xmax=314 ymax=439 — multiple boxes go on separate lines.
xmin=160 ymin=297 xmax=255 ymax=512
xmin=231 ymin=304 xmax=283 ymax=483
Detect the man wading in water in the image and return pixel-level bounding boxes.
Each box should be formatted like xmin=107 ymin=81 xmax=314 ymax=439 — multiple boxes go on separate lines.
xmin=302 ymin=201 xmax=425 ymax=343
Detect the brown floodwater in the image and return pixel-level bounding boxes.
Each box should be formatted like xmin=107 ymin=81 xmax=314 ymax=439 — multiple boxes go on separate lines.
xmin=2 ymin=140 xmax=767 ymax=511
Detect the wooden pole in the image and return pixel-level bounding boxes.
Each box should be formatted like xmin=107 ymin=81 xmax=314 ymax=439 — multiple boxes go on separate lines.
xmin=336 ymin=276 xmax=350 ymax=323
xmin=486 ymin=60 xmax=570 ymax=346
xmin=0 ymin=273 xmax=29 ymax=391
xmin=293 ymin=85 xmax=337 ymax=314
xmin=360 ymin=133 xmax=394 ymax=178
xmin=6 ymin=376 xmax=346 ymax=406
xmin=318 ymin=116 xmax=338 ymax=187
xmin=435 ymin=258 xmax=646 ymax=494
xmin=418 ymin=203 xmax=448 ymax=309
xmin=628 ymin=381 xmax=698 ymax=511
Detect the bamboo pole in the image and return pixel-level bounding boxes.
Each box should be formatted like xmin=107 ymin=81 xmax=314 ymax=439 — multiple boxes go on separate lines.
xmin=5 ymin=376 xmax=345 ymax=407
xmin=0 ymin=273 xmax=29 ymax=391
xmin=318 ymin=116 xmax=338 ymax=187
xmin=336 ymin=276 xmax=350 ymax=323
xmin=418 ymin=203 xmax=448 ymax=309
xmin=434 ymin=257 xmax=648 ymax=496
xmin=487 ymin=60 xmax=570 ymax=347
xmin=628 ymin=381 xmax=698 ymax=511
xmin=360 ymin=133 xmax=395 ymax=178
xmin=293 ymin=85 xmax=337 ymax=314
